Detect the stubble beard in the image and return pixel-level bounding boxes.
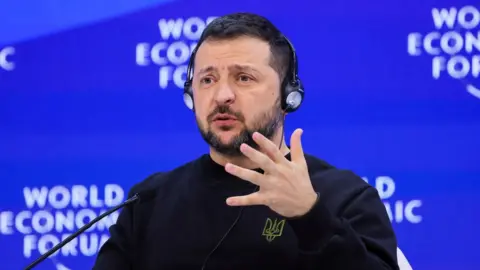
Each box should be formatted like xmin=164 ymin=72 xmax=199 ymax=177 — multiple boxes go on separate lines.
xmin=196 ymin=104 xmax=284 ymax=157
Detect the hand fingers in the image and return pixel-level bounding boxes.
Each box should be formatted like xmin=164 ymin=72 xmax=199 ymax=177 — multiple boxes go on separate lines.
xmin=239 ymin=143 xmax=278 ymax=174
xmin=290 ymin=128 xmax=307 ymax=167
xmin=252 ymin=132 xmax=288 ymax=164
xmin=226 ymin=192 xmax=264 ymax=207
xmin=225 ymin=163 xmax=267 ymax=186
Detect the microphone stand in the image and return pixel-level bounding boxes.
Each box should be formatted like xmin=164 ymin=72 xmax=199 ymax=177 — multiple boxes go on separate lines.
xmin=24 ymin=193 xmax=140 ymax=270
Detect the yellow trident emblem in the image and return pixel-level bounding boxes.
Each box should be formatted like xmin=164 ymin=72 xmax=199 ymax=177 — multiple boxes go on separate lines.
xmin=262 ymin=218 xmax=286 ymax=242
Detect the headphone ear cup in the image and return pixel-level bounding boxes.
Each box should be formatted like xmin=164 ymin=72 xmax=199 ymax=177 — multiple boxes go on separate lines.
xmin=183 ymin=81 xmax=194 ymax=110
xmin=282 ymin=80 xmax=304 ymax=113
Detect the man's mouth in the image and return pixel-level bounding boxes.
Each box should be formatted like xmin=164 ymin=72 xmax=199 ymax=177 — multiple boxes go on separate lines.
xmin=213 ymin=114 xmax=237 ymax=121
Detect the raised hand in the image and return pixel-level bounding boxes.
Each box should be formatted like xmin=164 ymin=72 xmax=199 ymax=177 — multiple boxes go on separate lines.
xmin=225 ymin=128 xmax=318 ymax=218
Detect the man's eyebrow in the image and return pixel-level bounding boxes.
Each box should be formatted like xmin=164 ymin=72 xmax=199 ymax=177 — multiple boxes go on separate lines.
xmin=197 ymin=66 xmax=216 ymax=76
xmin=196 ymin=64 xmax=260 ymax=76
xmin=229 ymin=64 xmax=259 ymax=73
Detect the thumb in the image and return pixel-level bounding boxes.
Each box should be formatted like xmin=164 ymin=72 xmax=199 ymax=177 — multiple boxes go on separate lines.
xmin=290 ymin=128 xmax=306 ymax=167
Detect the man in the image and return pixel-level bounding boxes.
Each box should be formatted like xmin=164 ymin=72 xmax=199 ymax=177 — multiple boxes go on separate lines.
xmin=93 ymin=12 xmax=399 ymax=270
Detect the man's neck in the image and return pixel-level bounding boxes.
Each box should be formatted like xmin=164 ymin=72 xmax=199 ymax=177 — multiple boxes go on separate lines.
xmin=210 ymin=138 xmax=290 ymax=169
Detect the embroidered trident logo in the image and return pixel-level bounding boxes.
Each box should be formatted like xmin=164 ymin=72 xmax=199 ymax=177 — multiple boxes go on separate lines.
xmin=262 ymin=218 xmax=286 ymax=242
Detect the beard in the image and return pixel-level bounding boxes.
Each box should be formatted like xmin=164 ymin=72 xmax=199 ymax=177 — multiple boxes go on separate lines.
xmin=196 ymin=103 xmax=284 ymax=157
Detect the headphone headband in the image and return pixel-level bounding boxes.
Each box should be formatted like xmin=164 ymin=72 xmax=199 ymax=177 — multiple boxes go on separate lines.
xmin=282 ymin=36 xmax=299 ymax=84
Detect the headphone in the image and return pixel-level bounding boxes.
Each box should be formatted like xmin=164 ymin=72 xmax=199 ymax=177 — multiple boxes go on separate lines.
xmin=183 ymin=35 xmax=304 ymax=113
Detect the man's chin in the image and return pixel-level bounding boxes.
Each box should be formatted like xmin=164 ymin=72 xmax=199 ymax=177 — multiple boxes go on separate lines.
xmin=213 ymin=133 xmax=241 ymax=145
xmin=206 ymin=130 xmax=247 ymax=155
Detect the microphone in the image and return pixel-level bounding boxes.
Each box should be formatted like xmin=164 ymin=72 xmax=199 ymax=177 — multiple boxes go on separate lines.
xmin=23 ymin=189 xmax=157 ymax=270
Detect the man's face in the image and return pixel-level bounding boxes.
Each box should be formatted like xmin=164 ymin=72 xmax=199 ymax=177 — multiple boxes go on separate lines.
xmin=192 ymin=36 xmax=283 ymax=157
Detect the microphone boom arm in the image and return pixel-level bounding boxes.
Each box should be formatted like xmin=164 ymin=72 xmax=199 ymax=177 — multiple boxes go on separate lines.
xmin=24 ymin=193 xmax=140 ymax=270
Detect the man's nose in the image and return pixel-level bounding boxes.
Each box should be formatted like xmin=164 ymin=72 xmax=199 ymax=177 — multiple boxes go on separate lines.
xmin=214 ymin=82 xmax=235 ymax=105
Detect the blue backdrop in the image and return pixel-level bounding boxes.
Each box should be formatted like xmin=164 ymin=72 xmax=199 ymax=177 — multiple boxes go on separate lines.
xmin=1 ymin=0 xmax=479 ymax=269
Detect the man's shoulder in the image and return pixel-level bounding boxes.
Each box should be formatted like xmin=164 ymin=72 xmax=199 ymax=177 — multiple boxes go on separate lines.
xmin=304 ymin=153 xmax=373 ymax=205
xmin=128 ymin=155 xmax=206 ymax=196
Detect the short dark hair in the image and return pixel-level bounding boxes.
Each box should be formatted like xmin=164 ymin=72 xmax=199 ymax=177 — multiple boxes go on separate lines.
xmin=196 ymin=12 xmax=291 ymax=82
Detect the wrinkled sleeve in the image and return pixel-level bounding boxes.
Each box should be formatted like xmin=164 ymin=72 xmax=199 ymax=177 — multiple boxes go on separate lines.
xmin=289 ymin=186 xmax=399 ymax=270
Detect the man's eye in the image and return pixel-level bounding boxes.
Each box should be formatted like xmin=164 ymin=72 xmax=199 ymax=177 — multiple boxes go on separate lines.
xmin=238 ymin=75 xmax=252 ymax=82
xmin=200 ymin=77 xmax=213 ymax=84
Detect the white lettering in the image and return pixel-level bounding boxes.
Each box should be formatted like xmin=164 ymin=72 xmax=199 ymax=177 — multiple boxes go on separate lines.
xmin=447 ymin=56 xmax=471 ymax=78
xmin=440 ymin=31 xmax=464 ymax=55
xmin=363 ymin=176 xmax=396 ymax=199
xmin=80 ymin=233 xmax=99 ymax=256
xmin=423 ymin=32 xmax=442 ymax=55
xmin=159 ymin=66 xmax=172 ymax=88
xmin=159 ymin=65 xmax=188 ymax=89
xmin=375 ymin=176 xmax=396 ymax=200
xmin=32 ymin=210 xmax=54 ymax=234
xmin=7 ymin=209 xmax=117 ymax=234
xmin=384 ymin=200 xmax=423 ymax=223
xmin=167 ymin=41 xmax=191 ymax=65
xmin=432 ymin=56 xmax=446 ymax=78
xmin=55 ymin=211 xmax=75 ymax=232
xmin=174 ymin=65 xmax=188 ymax=86
xmin=407 ymin=33 xmax=423 ymax=56
xmin=473 ymin=55 xmax=480 ymax=77
xmin=151 ymin=42 xmax=168 ymax=65
xmin=75 ymin=209 xmax=97 ymax=232
xmin=140 ymin=42 xmax=197 ymax=66
xmin=23 ymin=235 xmax=37 ymax=258
xmin=104 ymin=184 xmax=123 ymax=207
xmin=38 ymin=234 xmax=60 ymax=257
xmin=48 ymin=186 xmax=71 ymax=209
xmin=24 ymin=187 xmax=49 ymax=208
xmin=89 ymin=186 xmax=104 ymax=208
xmin=457 ymin=6 xmax=480 ymax=29
xmin=405 ymin=200 xmax=423 ymax=223
xmin=15 ymin=211 xmax=31 ymax=234
xmin=158 ymin=17 xmax=218 ymax=40
xmin=432 ymin=8 xmax=458 ymax=29
xmin=158 ymin=18 xmax=184 ymax=40
xmin=432 ymin=55 xmax=479 ymax=79
xmin=60 ymin=233 xmax=78 ymax=256
xmin=0 ymin=46 xmax=15 ymax=70
xmin=465 ymin=32 xmax=480 ymax=53
xmin=135 ymin=43 xmax=150 ymax=66
xmin=182 ymin=17 xmax=206 ymax=40
xmin=432 ymin=6 xmax=480 ymax=30
xmin=23 ymin=185 xmax=120 ymax=209
xmin=409 ymin=31 xmax=480 ymax=55
xmin=0 ymin=211 xmax=14 ymax=234
xmin=71 ymin=185 xmax=88 ymax=208
xmin=23 ymin=233 xmax=109 ymax=258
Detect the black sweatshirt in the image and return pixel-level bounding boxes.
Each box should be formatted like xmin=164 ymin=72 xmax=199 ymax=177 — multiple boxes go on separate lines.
xmin=93 ymin=153 xmax=399 ymax=270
